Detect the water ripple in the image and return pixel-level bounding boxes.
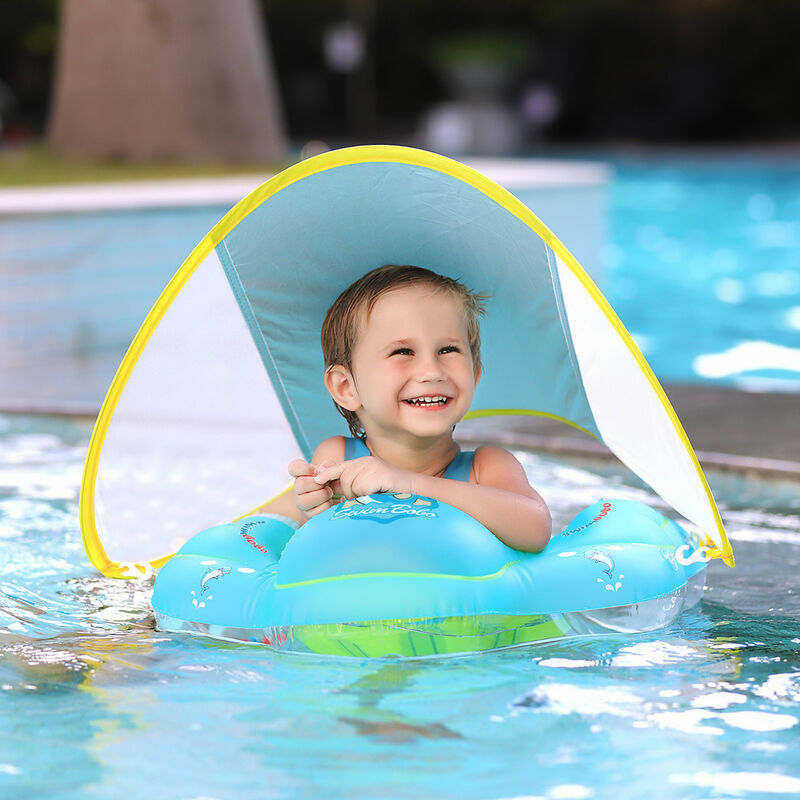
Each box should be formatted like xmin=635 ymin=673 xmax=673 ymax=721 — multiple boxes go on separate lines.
xmin=0 ymin=412 xmax=798 ymax=799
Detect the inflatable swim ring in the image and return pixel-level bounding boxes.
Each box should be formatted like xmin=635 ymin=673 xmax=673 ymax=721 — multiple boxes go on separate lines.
xmin=152 ymin=495 xmax=708 ymax=658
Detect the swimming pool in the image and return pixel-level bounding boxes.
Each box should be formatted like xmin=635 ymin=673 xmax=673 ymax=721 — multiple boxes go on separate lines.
xmin=603 ymin=154 xmax=800 ymax=392
xmin=2 ymin=413 xmax=799 ymax=799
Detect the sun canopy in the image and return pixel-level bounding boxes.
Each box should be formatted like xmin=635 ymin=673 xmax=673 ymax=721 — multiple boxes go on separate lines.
xmin=80 ymin=146 xmax=733 ymax=577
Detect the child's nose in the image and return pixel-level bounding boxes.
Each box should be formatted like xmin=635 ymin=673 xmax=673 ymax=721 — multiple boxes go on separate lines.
xmin=415 ymin=353 xmax=445 ymax=381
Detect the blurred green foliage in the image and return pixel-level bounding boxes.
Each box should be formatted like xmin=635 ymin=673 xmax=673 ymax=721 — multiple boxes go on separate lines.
xmin=0 ymin=144 xmax=288 ymax=187
xmin=430 ymin=34 xmax=530 ymax=69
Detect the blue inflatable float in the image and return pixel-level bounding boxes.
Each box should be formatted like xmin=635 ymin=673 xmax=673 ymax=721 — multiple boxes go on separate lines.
xmin=152 ymin=494 xmax=708 ymax=657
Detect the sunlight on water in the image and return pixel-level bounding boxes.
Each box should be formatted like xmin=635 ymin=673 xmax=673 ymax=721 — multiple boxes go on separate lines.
xmin=609 ymin=159 xmax=800 ymax=391
xmin=1 ymin=413 xmax=799 ymax=799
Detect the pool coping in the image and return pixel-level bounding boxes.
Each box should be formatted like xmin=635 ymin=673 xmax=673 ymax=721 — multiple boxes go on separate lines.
xmin=0 ymin=158 xmax=611 ymax=215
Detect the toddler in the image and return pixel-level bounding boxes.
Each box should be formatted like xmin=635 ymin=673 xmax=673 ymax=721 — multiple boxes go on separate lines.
xmin=267 ymin=264 xmax=551 ymax=553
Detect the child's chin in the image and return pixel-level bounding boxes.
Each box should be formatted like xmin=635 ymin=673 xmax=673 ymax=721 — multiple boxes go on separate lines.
xmin=404 ymin=419 xmax=457 ymax=438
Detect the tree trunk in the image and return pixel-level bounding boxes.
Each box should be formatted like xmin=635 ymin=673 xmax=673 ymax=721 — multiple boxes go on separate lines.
xmin=49 ymin=0 xmax=286 ymax=162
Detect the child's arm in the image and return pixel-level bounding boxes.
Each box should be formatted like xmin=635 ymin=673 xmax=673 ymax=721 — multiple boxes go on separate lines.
xmin=252 ymin=485 xmax=306 ymax=524
xmin=314 ymin=446 xmax=551 ymax=553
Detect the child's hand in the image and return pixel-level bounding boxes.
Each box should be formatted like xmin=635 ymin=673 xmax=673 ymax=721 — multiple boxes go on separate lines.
xmin=313 ymin=456 xmax=413 ymax=500
xmin=288 ymin=458 xmax=340 ymax=519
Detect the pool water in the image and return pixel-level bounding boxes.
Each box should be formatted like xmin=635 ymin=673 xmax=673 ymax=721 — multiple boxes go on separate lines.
xmin=2 ymin=413 xmax=799 ymax=799
xmin=606 ymin=155 xmax=800 ymax=392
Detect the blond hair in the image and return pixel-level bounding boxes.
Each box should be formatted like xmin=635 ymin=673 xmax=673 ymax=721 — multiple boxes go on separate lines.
xmin=321 ymin=264 xmax=487 ymax=437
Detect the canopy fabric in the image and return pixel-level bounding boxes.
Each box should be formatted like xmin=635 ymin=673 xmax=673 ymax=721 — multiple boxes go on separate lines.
xmin=80 ymin=145 xmax=734 ymax=577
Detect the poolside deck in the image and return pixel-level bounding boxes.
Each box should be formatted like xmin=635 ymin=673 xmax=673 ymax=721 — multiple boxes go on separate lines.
xmin=457 ymin=381 xmax=800 ymax=477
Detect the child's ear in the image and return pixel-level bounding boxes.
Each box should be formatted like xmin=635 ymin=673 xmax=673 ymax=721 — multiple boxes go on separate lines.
xmin=324 ymin=365 xmax=361 ymax=411
xmin=473 ymin=362 xmax=482 ymax=386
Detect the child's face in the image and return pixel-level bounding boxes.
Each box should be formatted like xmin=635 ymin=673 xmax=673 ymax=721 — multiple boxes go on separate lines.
xmin=339 ymin=284 xmax=479 ymax=444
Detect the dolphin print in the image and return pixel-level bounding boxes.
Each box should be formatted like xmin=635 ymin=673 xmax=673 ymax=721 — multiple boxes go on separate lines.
xmin=200 ymin=566 xmax=230 ymax=594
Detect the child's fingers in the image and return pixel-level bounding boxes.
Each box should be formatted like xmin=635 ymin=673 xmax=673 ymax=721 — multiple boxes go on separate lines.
xmin=294 ymin=475 xmax=327 ymax=496
xmin=326 ymin=459 xmax=377 ymax=499
xmin=335 ymin=464 xmax=360 ymax=499
xmin=313 ymin=460 xmax=338 ymax=474
xmin=295 ymin=484 xmax=335 ymax=513
xmin=303 ymin=499 xmax=337 ymax=519
xmin=288 ymin=458 xmax=314 ymax=478
xmin=313 ymin=461 xmax=345 ymax=485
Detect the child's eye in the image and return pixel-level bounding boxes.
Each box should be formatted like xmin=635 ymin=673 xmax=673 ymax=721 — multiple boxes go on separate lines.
xmin=439 ymin=345 xmax=460 ymax=354
xmin=391 ymin=347 xmax=413 ymax=356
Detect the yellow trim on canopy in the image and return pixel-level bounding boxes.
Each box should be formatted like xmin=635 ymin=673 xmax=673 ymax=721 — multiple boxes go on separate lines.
xmin=463 ymin=408 xmax=597 ymax=438
xmin=80 ymin=145 xmax=733 ymax=575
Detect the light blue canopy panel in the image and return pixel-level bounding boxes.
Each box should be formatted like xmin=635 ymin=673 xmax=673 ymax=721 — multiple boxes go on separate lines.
xmin=217 ymin=160 xmax=598 ymax=456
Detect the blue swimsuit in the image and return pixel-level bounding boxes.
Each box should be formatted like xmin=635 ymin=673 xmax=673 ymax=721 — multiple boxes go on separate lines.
xmin=343 ymin=437 xmax=474 ymax=482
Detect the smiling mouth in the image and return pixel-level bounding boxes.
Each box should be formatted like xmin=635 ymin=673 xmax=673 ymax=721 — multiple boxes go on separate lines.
xmin=403 ymin=395 xmax=450 ymax=407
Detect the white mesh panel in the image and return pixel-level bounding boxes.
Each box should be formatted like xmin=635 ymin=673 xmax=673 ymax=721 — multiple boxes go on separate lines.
xmin=555 ymin=256 xmax=720 ymax=543
xmin=93 ymin=251 xmax=301 ymax=563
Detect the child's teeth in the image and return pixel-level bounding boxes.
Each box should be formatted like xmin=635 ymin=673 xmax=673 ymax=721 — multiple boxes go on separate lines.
xmin=409 ymin=396 xmax=446 ymax=406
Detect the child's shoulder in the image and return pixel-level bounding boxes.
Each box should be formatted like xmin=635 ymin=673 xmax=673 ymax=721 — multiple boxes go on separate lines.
xmin=471 ymin=445 xmax=528 ymax=483
xmin=312 ymin=435 xmax=347 ymax=463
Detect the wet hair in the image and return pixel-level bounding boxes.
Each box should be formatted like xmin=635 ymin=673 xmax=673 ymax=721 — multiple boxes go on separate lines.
xmin=321 ymin=264 xmax=487 ymax=438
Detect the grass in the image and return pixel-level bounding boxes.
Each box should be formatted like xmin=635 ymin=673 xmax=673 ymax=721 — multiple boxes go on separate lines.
xmin=0 ymin=143 xmax=290 ymax=187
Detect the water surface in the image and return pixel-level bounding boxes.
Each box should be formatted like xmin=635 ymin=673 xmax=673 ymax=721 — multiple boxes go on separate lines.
xmin=1 ymin=413 xmax=799 ymax=799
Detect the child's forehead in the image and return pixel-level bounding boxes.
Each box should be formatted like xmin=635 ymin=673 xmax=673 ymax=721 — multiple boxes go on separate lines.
xmin=363 ymin=284 xmax=460 ymax=326
xmin=368 ymin=283 xmax=460 ymax=316
xmin=351 ymin=284 xmax=467 ymax=343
